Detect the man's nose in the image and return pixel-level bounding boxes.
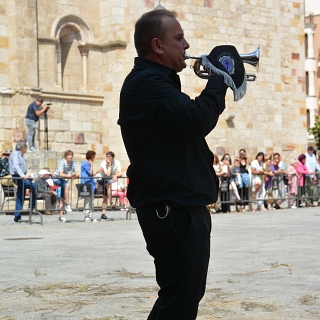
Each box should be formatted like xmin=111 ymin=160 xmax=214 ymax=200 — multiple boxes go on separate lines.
xmin=183 ymin=39 xmax=190 ymax=50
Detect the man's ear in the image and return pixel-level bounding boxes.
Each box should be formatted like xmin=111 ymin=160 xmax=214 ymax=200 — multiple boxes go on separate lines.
xmin=151 ymin=38 xmax=163 ymax=54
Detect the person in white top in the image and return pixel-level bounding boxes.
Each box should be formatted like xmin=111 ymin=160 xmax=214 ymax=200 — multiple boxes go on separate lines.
xmin=305 ymin=146 xmax=317 ymax=206
xmin=98 ymin=151 xmax=123 ymax=217
xmin=251 ymin=152 xmax=266 ymax=210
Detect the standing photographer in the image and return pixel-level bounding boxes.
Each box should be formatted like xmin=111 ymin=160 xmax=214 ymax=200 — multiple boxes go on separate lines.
xmin=25 ymin=97 xmax=48 ymax=151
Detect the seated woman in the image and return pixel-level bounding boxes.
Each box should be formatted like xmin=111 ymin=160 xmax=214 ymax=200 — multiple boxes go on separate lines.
xmin=81 ymin=150 xmax=103 ymax=222
xmin=111 ymin=181 xmax=127 ymax=209
xmin=35 ymin=169 xmax=57 ymax=214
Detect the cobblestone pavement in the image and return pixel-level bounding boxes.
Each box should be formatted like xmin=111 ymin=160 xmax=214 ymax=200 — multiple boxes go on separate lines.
xmin=0 ymin=207 xmax=319 ymax=320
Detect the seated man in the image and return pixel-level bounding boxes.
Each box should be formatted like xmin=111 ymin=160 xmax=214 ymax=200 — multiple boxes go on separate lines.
xmin=53 ymin=150 xmax=79 ymax=222
xmin=35 ymin=169 xmax=57 ymax=214
xmin=8 ymin=141 xmax=36 ymax=222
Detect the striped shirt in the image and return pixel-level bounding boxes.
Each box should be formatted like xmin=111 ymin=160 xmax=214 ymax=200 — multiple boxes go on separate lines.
xmin=54 ymin=158 xmax=77 ymax=179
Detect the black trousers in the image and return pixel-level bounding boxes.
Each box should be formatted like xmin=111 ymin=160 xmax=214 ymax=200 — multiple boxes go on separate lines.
xmin=136 ymin=205 xmax=211 ymax=320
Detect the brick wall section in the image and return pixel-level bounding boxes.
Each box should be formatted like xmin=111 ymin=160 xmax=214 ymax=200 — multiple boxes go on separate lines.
xmin=0 ymin=0 xmax=307 ymax=167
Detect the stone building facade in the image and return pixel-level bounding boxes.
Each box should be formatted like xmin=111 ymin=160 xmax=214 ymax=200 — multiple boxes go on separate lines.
xmin=305 ymin=0 xmax=320 ymax=148
xmin=0 ymin=0 xmax=307 ymax=167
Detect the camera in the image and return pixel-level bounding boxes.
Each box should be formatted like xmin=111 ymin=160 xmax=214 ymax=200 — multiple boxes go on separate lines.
xmin=240 ymin=153 xmax=246 ymax=157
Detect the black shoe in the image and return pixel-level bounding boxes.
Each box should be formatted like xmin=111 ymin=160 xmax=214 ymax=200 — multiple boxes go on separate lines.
xmin=101 ymin=214 xmax=109 ymax=221
xmin=14 ymin=218 xmax=21 ymax=223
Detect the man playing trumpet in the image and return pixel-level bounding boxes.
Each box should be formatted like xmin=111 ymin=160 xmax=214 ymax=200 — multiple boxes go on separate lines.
xmin=119 ymin=9 xmax=246 ymax=320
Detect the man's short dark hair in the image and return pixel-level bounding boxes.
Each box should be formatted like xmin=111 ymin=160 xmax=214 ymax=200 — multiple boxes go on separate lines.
xmin=64 ymin=150 xmax=73 ymax=158
xmin=308 ymin=146 xmax=314 ymax=152
xmin=36 ymin=97 xmax=43 ymax=102
xmin=134 ymin=9 xmax=177 ymax=57
xmin=106 ymin=151 xmax=115 ymax=158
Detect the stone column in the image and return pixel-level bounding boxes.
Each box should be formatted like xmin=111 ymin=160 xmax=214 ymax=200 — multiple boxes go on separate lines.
xmin=79 ymin=45 xmax=89 ymax=90
xmin=56 ymin=43 xmax=63 ymax=90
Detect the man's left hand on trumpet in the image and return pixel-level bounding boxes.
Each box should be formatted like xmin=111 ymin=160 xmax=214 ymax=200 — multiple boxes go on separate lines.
xmin=203 ymin=45 xmax=247 ymax=101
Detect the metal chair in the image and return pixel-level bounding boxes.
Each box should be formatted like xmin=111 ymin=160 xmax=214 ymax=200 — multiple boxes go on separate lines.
xmin=0 ymin=182 xmax=16 ymax=212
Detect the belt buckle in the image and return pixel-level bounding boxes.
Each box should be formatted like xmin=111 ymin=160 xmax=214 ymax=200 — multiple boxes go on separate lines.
xmin=156 ymin=204 xmax=170 ymax=219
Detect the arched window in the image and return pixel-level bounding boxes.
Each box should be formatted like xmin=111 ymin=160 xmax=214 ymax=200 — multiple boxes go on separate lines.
xmin=51 ymin=15 xmax=94 ymax=91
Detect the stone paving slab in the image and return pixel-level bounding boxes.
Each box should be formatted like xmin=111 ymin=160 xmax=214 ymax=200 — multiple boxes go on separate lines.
xmin=0 ymin=207 xmax=319 ymax=320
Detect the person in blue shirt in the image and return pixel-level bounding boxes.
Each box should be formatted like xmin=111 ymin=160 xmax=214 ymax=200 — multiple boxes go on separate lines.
xmin=8 ymin=140 xmax=36 ymax=222
xmin=81 ymin=150 xmax=103 ymax=221
xmin=25 ymin=97 xmax=48 ymax=151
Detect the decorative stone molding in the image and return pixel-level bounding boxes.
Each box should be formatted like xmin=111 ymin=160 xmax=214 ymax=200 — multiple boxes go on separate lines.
xmin=38 ymin=36 xmax=59 ymax=44
xmin=31 ymin=90 xmax=104 ymax=103
xmin=78 ymin=40 xmax=127 ymax=51
xmin=0 ymin=87 xmax=16 ymax=95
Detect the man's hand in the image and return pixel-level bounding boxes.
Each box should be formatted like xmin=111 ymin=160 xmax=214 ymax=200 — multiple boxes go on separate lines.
xmin=22 ymin=175 xmax=28 ymax=180
xmin=206 ymin=45 xmax=246 ymax=101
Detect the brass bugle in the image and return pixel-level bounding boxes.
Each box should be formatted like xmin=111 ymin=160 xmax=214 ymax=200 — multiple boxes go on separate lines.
xmin=185 ymin=46 xmax=260 ymax=81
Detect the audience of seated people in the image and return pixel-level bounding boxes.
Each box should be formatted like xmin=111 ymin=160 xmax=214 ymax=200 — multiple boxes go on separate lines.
xmin=2 ymin=141 xmax=319 ymax=221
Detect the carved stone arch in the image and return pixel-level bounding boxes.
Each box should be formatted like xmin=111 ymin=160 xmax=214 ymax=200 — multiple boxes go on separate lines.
xmin=51 ymin=14 xmax=94 ymax=43
xmin=51 ymin=15 xmax=94 ymax=90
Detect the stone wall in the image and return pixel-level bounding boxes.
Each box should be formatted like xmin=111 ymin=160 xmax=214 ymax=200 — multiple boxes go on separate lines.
xmin=0 ymin=0 xmax=307 ymax=166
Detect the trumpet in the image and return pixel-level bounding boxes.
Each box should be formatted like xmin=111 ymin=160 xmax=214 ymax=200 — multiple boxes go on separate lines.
xmin=185 ymin=46 xmax=260 ymax=81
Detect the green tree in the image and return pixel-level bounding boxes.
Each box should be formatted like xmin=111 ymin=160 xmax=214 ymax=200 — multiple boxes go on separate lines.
xmin=309 ymin=115 xmax=320 ymax=150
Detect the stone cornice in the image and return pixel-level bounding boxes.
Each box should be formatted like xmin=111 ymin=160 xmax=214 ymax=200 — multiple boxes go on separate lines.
xmin=0 ymin=87 xmax=16 ymax=96
xmin=79 ymin=40 xmax=127 ymax=50
xmin=38 ymin=36 xmax=59 ymax=44
xmin=31 ymin=90 xmax=105 ymax=103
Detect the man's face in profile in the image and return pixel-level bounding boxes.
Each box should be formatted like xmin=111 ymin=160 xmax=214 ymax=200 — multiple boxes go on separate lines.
xmin=158 ymin=17 xmax=190 ymax=73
